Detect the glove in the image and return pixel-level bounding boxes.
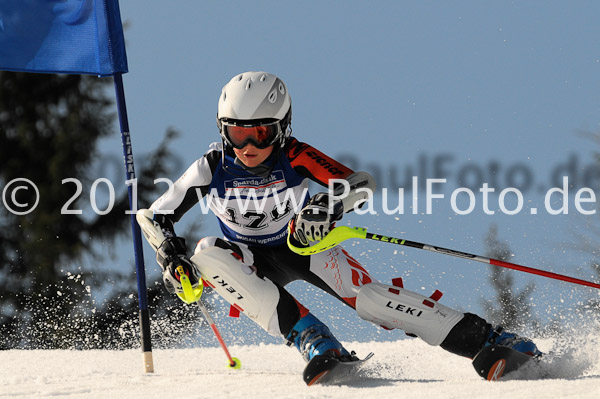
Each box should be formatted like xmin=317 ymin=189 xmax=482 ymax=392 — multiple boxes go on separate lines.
xmin=291 ymin=193 xmax=344 ymax=246
xmin=156 ymin=237 xmax=200 ymax=294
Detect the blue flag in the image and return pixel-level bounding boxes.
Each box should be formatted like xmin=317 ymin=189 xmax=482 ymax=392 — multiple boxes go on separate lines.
xmin=0 ymin=0 xmax=127 ymax=76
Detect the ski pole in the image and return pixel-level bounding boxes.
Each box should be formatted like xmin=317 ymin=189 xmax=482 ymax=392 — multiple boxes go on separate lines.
xmin=287 ymin=225 xmax=600 ymax=290
xmin=176 ymin=266 xmax=241 ymax=369
xmin=195 ymin=299 xmax=241 ymax=369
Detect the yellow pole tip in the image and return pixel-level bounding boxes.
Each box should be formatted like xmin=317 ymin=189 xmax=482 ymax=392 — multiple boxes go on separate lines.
xmin=228 ymin=357 xmax=242 ymax=370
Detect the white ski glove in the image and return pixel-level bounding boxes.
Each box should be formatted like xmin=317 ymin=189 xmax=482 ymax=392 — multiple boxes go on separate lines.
xmin=291 ymin=193 xmax=344 ymax=246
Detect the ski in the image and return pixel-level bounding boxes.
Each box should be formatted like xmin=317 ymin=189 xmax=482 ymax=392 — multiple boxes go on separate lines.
xmin=472 ymin=344 xmax=536 ymax=381
xmin=303 ymin=352 xmax=374 ymax=386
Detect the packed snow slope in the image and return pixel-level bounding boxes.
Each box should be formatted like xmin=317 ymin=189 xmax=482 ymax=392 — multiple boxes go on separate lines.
xmin=2 ymin=337 xmax=599 ymax=399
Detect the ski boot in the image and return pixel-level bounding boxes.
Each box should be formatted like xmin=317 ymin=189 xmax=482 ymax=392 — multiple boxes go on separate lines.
xmin=473 ymin=326 xmax=542 ymax=380
xmin=287 ymin=313 xmax=368 ymax=385
xmin=286 ymin=312 xmax=356 ymax=362
xmin=485 ymin=326 xmax=542 ymax=358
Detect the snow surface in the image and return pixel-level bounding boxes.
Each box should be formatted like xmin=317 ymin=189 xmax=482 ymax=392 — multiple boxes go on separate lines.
xmin=2 ymin=336 xmax=600 ymax=399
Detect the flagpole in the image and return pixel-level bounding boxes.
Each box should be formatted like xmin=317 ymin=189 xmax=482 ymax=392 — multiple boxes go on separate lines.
xmin=113 ymin=72 xmax=154 ymax=373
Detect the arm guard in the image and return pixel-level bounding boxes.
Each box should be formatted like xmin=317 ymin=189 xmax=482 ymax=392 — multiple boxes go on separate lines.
xmin=136 ymin=208 xmax=176 ymax=251
xmin=332 ymin=171 xmax=376 ymax=213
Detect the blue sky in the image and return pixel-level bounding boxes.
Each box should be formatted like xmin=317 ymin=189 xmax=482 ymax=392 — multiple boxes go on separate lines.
xmin=95 ymin=1 xmax=600 ymax=343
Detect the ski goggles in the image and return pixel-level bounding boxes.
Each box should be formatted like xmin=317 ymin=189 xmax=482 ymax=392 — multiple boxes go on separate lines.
xmin=221 ymin=121 xmax=281 ymax=149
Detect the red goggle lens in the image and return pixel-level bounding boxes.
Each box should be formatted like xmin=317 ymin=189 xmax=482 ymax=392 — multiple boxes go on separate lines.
xmin=223 ymin=123 xmax=279 ymax=149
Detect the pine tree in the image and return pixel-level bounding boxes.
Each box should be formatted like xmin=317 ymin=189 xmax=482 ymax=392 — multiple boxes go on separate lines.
xmin=481 ymin=225 xmax=537 ymax=330
xmin=0 ymin=71 xmax=198 ymax=348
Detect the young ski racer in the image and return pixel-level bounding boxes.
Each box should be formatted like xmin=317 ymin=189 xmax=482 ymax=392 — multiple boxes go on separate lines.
xmin=137 ymin=71 xmax=541 ymax=374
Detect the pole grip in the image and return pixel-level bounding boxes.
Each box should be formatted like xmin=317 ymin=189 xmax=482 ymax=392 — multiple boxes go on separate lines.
xmin=287 ymin=225 xmax=367 ymax=255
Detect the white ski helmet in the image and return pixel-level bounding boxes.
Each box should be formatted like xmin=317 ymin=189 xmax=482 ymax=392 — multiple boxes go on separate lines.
xmin=217 ymin=71 xmax=292 ymax=149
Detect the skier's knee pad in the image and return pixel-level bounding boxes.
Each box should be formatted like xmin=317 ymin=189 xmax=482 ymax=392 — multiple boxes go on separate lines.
xmin=356 ymin=282 xmax=464 ymax=346
xmin=191 ymin=238 xmax=280 ymax=335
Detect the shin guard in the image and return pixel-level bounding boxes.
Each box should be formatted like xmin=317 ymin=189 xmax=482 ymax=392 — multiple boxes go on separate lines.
xmin=190 ymin=246 xmax=281 ymax=335
xmin=356 ymin=282 xmax=464 ymax=346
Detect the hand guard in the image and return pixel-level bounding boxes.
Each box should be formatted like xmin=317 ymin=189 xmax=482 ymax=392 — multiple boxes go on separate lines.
xmin=291 ymin=193 xmax=344 ymax=246
xmin=156 ymin=237 xmax=200 ymax=294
